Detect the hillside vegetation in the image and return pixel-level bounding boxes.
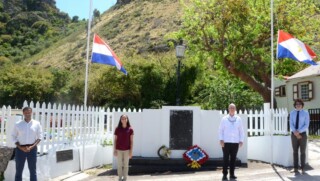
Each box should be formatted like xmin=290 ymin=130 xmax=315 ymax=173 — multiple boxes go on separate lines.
xmin=0 ymin=0 xmax=198 ymax=108
xmin=29 ymin=0 xmax=183 ymax=70
xmin=0 ymin=0 xmax=75 ymax=64
xmin=6 ymin=0 xmax=309 ymax=109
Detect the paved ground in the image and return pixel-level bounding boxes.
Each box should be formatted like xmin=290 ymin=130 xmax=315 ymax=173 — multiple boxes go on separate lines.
xmin=52 ymin=139 xmax=320 ymax=181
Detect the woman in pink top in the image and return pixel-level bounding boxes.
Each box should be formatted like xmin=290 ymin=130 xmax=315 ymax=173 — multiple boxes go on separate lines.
xmin=114 ymin=114 xmax=134 ymax=181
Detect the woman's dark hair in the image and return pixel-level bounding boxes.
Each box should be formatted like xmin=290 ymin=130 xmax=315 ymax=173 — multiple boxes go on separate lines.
xmin=117 ymin=114 xmax=131 ymax=128
xmin=293 ymin=99 xmax=304 ymax=108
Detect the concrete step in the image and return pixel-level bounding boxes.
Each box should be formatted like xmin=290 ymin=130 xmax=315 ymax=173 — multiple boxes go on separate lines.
xmin=128 ymin=157 xmax=245 ymax=174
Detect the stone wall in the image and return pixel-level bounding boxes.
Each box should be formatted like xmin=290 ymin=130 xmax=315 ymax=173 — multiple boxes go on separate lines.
xmin=0 ymin=147 xmax=14 ymax=179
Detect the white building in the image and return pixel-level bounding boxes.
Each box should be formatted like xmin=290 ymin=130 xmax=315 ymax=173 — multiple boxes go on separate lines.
xmin=275 ymin=64 xmax=320 ymax=111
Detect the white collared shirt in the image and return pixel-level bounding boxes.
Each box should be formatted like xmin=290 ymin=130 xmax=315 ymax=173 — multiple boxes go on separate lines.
xmin=11 ymin=119 xmax=43 ymax=145
xmin=219 ymin=114 xmax=244 ymax=143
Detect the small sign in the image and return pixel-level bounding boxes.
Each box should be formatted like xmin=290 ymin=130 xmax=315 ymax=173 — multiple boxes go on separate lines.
xmin=56 ymin=149 xmax=73 ymax=162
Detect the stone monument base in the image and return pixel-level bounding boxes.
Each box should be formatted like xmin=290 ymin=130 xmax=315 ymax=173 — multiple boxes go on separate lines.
xmin=0 ymin=147 xmax=14 ymax=180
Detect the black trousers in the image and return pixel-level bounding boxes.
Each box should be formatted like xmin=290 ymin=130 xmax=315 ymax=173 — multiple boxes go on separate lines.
xmin=291 ymin=132 xmax=307 ymax=170
xmin=222 ymin=143 xmax=239 ymax=176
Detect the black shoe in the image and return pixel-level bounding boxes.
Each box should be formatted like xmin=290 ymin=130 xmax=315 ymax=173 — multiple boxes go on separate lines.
xmin=222 ymin=175 xmax=228 ymax=180
xmin=230 ymin=175 xmax=237 ymax=179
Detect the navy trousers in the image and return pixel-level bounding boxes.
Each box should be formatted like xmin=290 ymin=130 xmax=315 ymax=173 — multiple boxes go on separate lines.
xmin=15 ymin=147 xmax=37 ymax=181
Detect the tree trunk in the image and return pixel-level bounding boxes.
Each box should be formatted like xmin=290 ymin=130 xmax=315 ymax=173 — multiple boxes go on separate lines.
xmin=223 ymin=59 xmax=278 ymax=108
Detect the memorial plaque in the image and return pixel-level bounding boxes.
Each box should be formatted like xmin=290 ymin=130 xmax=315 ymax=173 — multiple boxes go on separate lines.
xmin=169 ymin=110 xmax=193 ymax=150
xmin=56 ymin=149 xmax=73 ymax=162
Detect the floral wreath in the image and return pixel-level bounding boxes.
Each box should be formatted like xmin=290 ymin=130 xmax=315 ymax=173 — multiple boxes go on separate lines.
xmin=183 ymin=145 xmax=209 ymax=169
xmin=157 ymin=145 xmax=171 ymax=159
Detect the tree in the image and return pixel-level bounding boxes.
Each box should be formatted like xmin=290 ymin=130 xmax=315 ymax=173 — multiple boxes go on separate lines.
xmin=0 ymin=65 xmax=54 ymax=107
xmin=181 ymin=0 xmax=320 ymax=107
xmin=88 ymin=54 xmax=172 ymax=108
xmin=93 ymin=9 xmax=101 ymax=21
xmin=31 ymin=21 xmax=50 ymax=34
xmin=71 ymin=16 xmax=79 ymax=23
xmin=49 ymin=68 xmax=71 ymax=102
xmin=191 ymin=70 xmax=264 ymax=110
xmin=116 ymin=0 xmax=132 ymax=5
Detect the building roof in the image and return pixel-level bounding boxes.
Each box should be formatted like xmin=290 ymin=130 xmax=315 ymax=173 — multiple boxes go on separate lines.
xmin=287 ymin=62 xmax=320 ymax=80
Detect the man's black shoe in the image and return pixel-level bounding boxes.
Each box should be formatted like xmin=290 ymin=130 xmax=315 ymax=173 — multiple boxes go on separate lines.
xmin=222 ymin=175 xmax=228 ymax=180
xmin=230 ymin=175 xmax=237 ymax=179
xmin=292 ymin=168 xmax=299 ymax=173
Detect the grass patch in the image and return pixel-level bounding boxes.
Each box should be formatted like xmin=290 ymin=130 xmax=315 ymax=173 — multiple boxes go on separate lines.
xmin=103 ymin=164 xmax=112 ymax=170
xmin=85 ymin=170 xmax=98 ymax=175
xmin=84 ymin=164 xmax=113 ymax=176
xmin=309 ymin=135 xmax=320 ymax=140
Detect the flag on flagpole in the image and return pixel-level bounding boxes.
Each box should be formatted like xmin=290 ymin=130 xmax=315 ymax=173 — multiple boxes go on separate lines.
xmin=277 ymin=30 xmax=317 ymax=65
xmin=91 ymin=34 xmax=127 ymax=75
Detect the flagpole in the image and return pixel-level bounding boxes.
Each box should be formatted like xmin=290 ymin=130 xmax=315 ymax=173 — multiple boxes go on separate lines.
xmin=84 ymin=1 xmax=92 ymax=108
xmin=82 ymin=0 xmax=93 ymax=171
xmin=276 ymin=30 xmax=279 ymax=60
xmin=270 ymin=0 xmax=274 ymax=165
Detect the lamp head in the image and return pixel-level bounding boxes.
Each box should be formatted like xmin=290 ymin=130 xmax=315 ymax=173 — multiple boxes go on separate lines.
xmin=176 ymin=45 xmax=186 ymax=58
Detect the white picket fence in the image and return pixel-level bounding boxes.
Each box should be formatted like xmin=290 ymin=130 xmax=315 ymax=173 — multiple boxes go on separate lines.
xmin=0 ymin=105 xmax=13 ymax=147
xmin=0 ymin=101 xmax=142 ymax=154
xmin=1 ymin=102 xmax=288 ymax=151
xmin=221 ymin=104 xmax=289 ymax=136
xmin=23 ymin=101 xmax=105 ymax=154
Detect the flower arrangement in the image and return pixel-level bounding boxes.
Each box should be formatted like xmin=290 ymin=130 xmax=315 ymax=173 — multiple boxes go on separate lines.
xmin=157 ymin=145 xmax=171 ymax=159
xmin=101 ymin=138 xmax=113 ymax=147
xmin=66 ymin=131 xmax=75 ymax=142
xmin=183 ymin=145 xmax=209 ymax=169
xmin=62 ymin=131 xmax=76 ymax=145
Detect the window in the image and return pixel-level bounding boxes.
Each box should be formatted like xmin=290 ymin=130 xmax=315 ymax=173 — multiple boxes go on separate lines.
xmin=275 ymin=85 xmax=286 ymax=97
xmin=293 ymin=81 xmax=313 ymax=101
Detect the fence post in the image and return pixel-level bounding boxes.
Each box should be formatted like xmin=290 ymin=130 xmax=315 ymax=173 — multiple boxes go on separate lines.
xmin=264 ymin=103 xmax=271 ymax=135
xmin=99 ymin=108 xmax=105 ymax=143
xmin=282 ymin=108 xmax=288 ymax=135
xmin=258 ymin=109 xmax=264 ymax=136
xmin=0 ymin=106 xmax=6 ymax=144
xmin=248 ymin=109 xmax=253 ymax=136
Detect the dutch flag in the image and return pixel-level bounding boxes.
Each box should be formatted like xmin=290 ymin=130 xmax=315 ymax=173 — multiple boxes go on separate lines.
xmin=91 ymin=34 xmax=127 ymax=75
xmin=277 ymin=30 xmax=317 ymax=65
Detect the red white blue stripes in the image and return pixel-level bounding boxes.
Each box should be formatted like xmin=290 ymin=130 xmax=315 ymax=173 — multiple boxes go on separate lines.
xmin=277 ymin=30 xmax=317 ymax=65
xmin=91 ymin=34 xmax=127 ymax=75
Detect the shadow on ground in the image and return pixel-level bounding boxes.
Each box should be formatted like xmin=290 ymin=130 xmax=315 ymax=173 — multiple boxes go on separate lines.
xmin=97 ymin=169 xmax=219 ymax=177
xmin=288 ymin=173 xmax=320 ymax=181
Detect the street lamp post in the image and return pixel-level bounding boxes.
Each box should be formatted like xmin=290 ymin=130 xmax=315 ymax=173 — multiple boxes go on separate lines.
xmin=175 ymin=44 xmax=186 ymax=106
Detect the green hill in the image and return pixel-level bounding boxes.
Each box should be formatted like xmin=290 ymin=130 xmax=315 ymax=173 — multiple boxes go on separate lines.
xmin=27 ymin=0 xmax=183 ymax=70
xmin=0 ymin=0 xmax=188 ymax=107
xmin=0 ymin=0 xmax=265 ymax=109
xmin=0 ymin=0 xmax=73 ymax=63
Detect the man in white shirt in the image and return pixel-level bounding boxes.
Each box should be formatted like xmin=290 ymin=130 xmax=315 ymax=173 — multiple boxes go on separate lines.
xmin=219 ymin=103 xmax=244 ymax=180
xmin=11 ymin=107 xmax=42 ymax=181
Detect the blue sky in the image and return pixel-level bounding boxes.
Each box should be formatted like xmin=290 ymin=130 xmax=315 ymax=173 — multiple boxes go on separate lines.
xmin=56 ymin=0 xmax=117 ymax=20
